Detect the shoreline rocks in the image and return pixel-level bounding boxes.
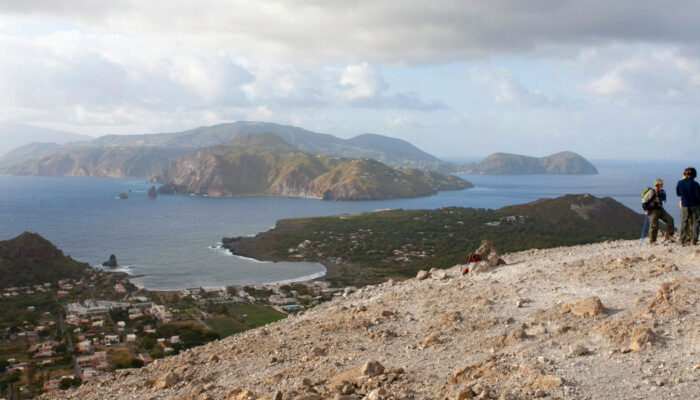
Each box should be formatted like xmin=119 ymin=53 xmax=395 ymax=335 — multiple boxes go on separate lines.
xmin=102 ymin=254 xmax=118 ymax=268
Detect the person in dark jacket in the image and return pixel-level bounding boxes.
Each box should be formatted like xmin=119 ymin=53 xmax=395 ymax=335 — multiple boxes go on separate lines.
xmin=676 ymin=167 xmax=700 ymax=245
xmin=643 ymin=178 xmax=675 ymax=245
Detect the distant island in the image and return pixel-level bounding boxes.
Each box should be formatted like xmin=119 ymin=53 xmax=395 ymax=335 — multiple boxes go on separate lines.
xmin=457 ymin=151 xmax=598 ymax=174
xmin=223 ymin=193 xmax=642 ymax=286
xmin=157 ymin=133 xmax=472 ymax=201
xmin=0 ymin=121 xmax=453 ymax=178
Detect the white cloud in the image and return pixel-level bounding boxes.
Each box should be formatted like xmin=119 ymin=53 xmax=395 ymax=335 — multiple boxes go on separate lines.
xmin=585 ymin=47 xmax=700 ymax=103
xmin=339 ymin=63 xmax=386 ymax=100
xmin=469 ymin=67 xmax=550 ymax=107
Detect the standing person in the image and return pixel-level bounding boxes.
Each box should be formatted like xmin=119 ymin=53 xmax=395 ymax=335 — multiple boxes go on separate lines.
xmin=642 ymin=178 xmax=675 ymax=245
xmin=676 ymin=167 xmax=700 ymax=245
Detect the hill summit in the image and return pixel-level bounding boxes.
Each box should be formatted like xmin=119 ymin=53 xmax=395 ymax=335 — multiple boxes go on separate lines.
xmin=44 ymin=238 xmax=699 ymax=399
xmin=0 ymin=232 xmax=90 ymax=288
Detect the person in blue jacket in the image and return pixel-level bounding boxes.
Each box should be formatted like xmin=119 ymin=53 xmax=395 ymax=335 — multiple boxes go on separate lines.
xmin=676 ymin=167 xmax=700 ymax=245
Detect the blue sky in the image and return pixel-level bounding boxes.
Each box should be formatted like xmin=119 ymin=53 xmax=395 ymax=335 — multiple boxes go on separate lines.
xmin=1 ymin=1 xmax=699 ymax=160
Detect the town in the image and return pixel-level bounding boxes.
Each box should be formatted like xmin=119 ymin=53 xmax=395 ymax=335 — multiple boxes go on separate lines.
xmin=0 ymin=269 xmax=345 ymax=399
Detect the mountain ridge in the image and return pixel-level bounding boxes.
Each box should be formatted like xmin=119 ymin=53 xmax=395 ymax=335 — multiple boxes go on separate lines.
xmin=0 ymin=122 xmax=91 ymax=157
xmin=0 ymin=121 xmax=452 ymax=177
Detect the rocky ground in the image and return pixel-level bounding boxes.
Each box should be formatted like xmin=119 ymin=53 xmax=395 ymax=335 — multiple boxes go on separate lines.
xmin=45 ymin=239 xmax=699 ymax=400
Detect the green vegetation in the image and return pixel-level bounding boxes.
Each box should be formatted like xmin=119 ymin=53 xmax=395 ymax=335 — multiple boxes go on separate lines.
xmin=231 ymin=303 xmax=286 ymax=327
xmin=203 ymin=303 xmax=285 ymax=337
xmin=204 ymin=316 xmax=247 ymax=337
xmin=225 ymin=194 xmax=644 ymax=286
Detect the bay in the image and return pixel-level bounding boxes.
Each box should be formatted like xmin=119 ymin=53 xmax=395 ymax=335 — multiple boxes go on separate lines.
xmin=0 ymin=159 xmax=687 ymax=290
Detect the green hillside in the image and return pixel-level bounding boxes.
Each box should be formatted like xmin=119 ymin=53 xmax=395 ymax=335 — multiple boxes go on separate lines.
xmin=223 ymin=194 xmax=644 ymax=286
xmin=0 ymin=232 xmax=91 ymax=288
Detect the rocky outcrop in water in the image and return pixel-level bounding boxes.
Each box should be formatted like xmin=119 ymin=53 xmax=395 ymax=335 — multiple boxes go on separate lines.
xmin=102 ymin=254 xmax=118 ymax=268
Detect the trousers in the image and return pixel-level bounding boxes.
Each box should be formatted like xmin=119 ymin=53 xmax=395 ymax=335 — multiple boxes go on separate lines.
xmin=679 ymin=206 xmax=700 ymax=245
xmin=648 ymin=208 xmax=674 ymax=242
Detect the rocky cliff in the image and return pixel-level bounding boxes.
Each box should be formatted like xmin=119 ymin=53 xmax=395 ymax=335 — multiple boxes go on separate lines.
xmin=43 ymin=239 xmax=699 ymax=399
xmin=458 ymin=151 xmax=598 ymax=174
xmin=157 ymin=133 xmax=471 ymax=200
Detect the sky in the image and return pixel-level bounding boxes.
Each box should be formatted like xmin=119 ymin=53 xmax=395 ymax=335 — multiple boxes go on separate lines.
xmin=1 ymin=1 xmax=699 ymax=160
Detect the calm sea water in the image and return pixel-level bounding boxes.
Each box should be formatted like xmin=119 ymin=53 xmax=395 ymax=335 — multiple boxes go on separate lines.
xmin=0 ymin=160 xmax=689 ymax=290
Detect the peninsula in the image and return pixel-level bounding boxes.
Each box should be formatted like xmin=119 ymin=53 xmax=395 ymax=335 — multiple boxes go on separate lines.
xmin=223 ymin=193 xmax=642 ymax=286
xmin=156 ymin=133 xmax=471 ymax=201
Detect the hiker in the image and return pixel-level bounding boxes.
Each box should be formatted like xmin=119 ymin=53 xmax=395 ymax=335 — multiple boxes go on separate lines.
xmin=642 ymin=178 xmax=675 ymax=245
xmin=676 ymin=167 xmax=700 ymax=245
xmin=461 ymin=252 xmax=480 ymax=274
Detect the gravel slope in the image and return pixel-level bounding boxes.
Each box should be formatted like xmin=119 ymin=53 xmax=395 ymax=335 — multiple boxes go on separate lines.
xmin=45 ymin=239 xmax=699 ymax=400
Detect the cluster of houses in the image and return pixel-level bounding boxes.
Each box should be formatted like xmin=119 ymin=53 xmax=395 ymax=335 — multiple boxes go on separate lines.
xmin=392 ymin=244 xmax=429 ymax=262
xmin=65 ymin=300 xmax=173 ymax=324
xmin=1 ymin=282 xmax=52 ymax=297
xmin=2 ymin=279 xmax=81 ymax=301
xmin=179 ymin=281 xmax=340 ymax=313
xmin=61 ymin=299 xmax=176 ymax=382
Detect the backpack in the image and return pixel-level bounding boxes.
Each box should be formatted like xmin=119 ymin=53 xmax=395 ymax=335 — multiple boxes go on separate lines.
xmin=641 ymin=187 xmax=654 ymax=211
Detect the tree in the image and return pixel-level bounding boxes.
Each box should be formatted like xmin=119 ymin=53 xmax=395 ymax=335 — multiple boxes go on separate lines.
xmin=59 ymin=378 xmax=73 ymax=390
xmin=130 ymin=358 xmax=145 ymax=368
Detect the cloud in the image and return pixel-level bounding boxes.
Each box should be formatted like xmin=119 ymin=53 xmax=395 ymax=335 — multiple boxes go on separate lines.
xmin=339 ymin=63 xmax=387 ymax=100
xmin=338 ymin=63 xmax=447 ymax=110
xmin=469 ymin=67 xmax=551 ymax=107
xmin=585 ymin=47 xmax=700 ymax=104
xmin=2 ymin=1 xmax=700 ymax=64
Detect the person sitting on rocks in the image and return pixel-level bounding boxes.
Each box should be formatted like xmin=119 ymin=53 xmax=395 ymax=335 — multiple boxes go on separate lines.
xmin=643 ymin=178 xmax=675 ymax=245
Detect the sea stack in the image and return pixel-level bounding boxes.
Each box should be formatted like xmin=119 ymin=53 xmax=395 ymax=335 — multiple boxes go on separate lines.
xmin=148 ymin=185 xmax=158 ymax=198
xmin=102 ymin=254 xmax=118 ymax=268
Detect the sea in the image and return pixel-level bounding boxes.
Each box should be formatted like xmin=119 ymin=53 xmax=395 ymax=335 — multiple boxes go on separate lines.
xmin=0 ymin=160 xmax=691 ymax=290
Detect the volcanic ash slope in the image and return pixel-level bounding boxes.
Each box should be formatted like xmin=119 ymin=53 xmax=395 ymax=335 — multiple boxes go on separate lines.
xmin=46 ymin=240 xmax=699 ymax=400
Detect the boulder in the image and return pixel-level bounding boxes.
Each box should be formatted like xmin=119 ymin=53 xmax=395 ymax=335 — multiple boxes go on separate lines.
xmin=362 ymin=361 xmax=385 ymax=376
xmin=154 ymin=371 xmax=180 ymax=389
xmin=561 ymin=297 xmax=605 ymax=317
xmin=470 ymin=240 xmax=506 ymax=273
xmin=102 ymin=254 xmax=118 ymax=268
xmin=148 ymin=185 xmax=158 ymax=198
